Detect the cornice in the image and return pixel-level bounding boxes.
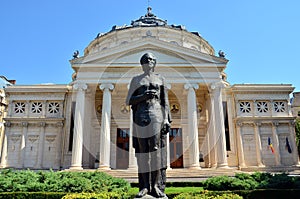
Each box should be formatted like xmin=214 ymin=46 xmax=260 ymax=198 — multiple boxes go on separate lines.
xmin=4 ymin=117 xmax=64 ymax=123
xmin=4 ymin=85 xmax=71 ymax=94
xmin=231 ymin=84 xmax=294 ymax=94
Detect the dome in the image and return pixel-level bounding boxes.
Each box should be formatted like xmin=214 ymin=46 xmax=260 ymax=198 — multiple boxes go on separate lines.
xmin=83 ymin=7 xmax=215 ymax=57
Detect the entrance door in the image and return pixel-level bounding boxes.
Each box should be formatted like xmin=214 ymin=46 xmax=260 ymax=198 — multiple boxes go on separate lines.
xmin=169 ymin=128 xmax=183 ymax=168
xmin=116 ymin=128 xmax=129 ymax=169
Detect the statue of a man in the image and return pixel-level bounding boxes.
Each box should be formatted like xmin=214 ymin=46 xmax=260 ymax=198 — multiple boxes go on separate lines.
xmin=126 ymin=53 xmax=171 ymax=198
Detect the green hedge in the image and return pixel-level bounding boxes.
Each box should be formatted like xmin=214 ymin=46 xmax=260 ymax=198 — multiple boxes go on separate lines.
xmin=62 ymin=192 xmax=129 ymax=199
xmin=201 ymin=172 xmax=300 ymax=191
xmin=0 ymin=169 xmax=130 ymax=193
xmin=173 ymin=190 xmax=242 ymax=199
xmin=0 ymin=192 xmax=66 ymax=199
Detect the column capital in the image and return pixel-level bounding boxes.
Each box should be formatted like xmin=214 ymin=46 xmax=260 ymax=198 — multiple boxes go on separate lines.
xmin=209 ymin=81 xmax=226 ymax=91
xmin=73 ymin=82 xmax=88 ymax=91
xmin=99 ymin=83 xmax=114 ymax=91
xmin=255 ymin=122 xmax=262 ymax=127
xmin=237 ymin=121 xmax=243 ymax=127
xmin=166 ymin=83 xmax=172 ymax=90
xmin=22 ymin=122 xmax=28 ymax=127
xmin=56 ymin=122 xmax=64 ymax=127
xmin=184 ymin=83 xmax=199 ymax=90
xmin=4 ymin=121 xmax=11 ymax=127
xmin=39 ymin=122 xmax=46 ymax=127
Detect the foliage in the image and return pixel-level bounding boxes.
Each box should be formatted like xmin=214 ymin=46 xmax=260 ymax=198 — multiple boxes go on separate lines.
xmin=0 ymin=192 xmax=66 ymax=199
xmin=62 ymin=192 xmax=129 ymax=199
xmin=174 ymin=190 xmax=242 ymax=199
xmin=201 ymin=172 xmax=300 ymax=191
xmin=0 ymin=169 xmax=130 ymax=193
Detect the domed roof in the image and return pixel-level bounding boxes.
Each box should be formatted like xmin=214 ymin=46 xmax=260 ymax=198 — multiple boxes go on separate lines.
xmin=83 ymin=7 xmax=216 ymax=57
xmin=131 ymin=7 xmax=167 ymax=27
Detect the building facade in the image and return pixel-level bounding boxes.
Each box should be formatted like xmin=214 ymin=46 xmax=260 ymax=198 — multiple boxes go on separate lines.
xmin=0 ymin=9 xmax=299 ymax=171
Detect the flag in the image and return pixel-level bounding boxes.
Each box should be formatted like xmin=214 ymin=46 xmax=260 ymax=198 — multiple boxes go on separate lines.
xmin=268 ymin=137 xmax=275 ymax=154
xmin=286 ymin=137 xmax=292 ymax=153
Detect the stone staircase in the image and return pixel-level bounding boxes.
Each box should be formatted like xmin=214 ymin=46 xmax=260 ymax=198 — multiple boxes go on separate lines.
xmin=102 ymin=168 xmax=240 ymax=183
xmin=100 ymin=166 xmax=300 ymax=183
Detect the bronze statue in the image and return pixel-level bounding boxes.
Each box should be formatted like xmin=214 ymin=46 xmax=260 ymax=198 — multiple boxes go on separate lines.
xmin=126 ymin=53 xmax=171 ymax=198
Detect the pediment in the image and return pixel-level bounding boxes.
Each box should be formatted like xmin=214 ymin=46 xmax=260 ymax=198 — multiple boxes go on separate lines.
xmin=71 ymin=38 xmax=227 ymax=68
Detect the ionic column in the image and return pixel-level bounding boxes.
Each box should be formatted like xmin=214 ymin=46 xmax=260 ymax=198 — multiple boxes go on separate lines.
xmin=184 ymin=83 xmax=200 ymax=169
xmin=207 ymin=93 xmax=217 ymax=168
xmin=210 ymin=82 xmax=228 ymax=168
xmin=20 ymin=122 xmax=28 ymax=168
xmin=98 ymin=83 xmax=114 ymax=170
xmin=272 ymin=122 xmax=281 ymax=166
xmin=128 ymin=110 xmax=137 ymax=170
xmin=0 ymin=122 xmax=11 ymax=168
xmin=254 ymin=122 xmax=264 ymax=167
xmin=69 ymin=82 xmax=87 ymax=170
xmin=236 ymin=122 xmax=246 ymax=168
xmin=36 ymin=122 xmax=46 ymax=169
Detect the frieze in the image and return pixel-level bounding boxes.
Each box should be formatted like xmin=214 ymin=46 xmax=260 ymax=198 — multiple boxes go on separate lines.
xmin=235 ymin=94 xmax=289 ymax=101
xmin=9 ymin=95 xmax=66 ymax=101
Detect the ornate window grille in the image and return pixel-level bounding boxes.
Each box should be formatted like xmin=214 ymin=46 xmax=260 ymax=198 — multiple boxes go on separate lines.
xmin=257 ymin=101 xmax=269 ymax=113
xmin=14 ymin=102 xmax=25 ymax=114
xmin=31 ymin=102 xmax=42 ymax=114
xmin=274 ymin=101 xmax=286 ymax=113
xmin=239 ymin=101 xmax=251 ymax=113
xmin=48 ymin=102 xmax=60 ymax=114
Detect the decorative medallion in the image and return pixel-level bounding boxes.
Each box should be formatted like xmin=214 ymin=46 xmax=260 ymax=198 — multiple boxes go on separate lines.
xmin=170 ymin=103 xmax=180 ymax=113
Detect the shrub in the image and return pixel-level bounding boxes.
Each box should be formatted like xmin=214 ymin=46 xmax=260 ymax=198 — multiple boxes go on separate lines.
xmin=174 ymin=190 xmax=243 ymax=199
xmin=0 ymin=169 xmax=130 ymax=193
xmin=0 ymin=192 xmax=66 ymax=199
xmin=200 ymin=172 xmax=300 ymax=191
xmin=62 ymin=192 xmax=129 ymax=199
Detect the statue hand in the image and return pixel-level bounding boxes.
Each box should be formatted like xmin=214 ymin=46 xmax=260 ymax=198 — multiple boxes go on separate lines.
xmin=161 ymin=121 xmax=170 ymax=134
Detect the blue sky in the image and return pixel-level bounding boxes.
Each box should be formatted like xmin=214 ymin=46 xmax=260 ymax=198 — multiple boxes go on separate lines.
xmin=1 ymin=0 xmax=300 ymax=92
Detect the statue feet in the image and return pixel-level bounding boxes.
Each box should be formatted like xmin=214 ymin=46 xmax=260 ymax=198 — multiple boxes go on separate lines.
xmin=135 ymin=188 xmax=149 ymax=198
xmin=151 ymin=186 xmax=166 ymax=198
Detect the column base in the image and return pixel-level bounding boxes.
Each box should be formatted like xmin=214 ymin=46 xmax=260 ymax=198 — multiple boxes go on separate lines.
xmin=69 ymin=166 xmax=83 ymax=170
xmin=127 ymin=166 xmax=138 ymax=171
xmin=188 ymin=164 xmax=201 ymax=170
xmin=257 ymin=163 xmax=265 ymax=167
xmin=98 ymin=165 xmax=111 ymax=170
xmin=0 ymin=165 xmax=7 ymax=169
xmin=217 ymin=163 xmax=230 ymax=169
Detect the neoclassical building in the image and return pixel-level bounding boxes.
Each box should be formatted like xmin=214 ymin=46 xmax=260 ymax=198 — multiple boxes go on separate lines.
xmin=0 ymin=8 xmax=299 ymax=171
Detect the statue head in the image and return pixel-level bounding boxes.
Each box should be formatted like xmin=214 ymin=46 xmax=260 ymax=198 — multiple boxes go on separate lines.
xmin=140 ymin=53 xmax=157 ymax=72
